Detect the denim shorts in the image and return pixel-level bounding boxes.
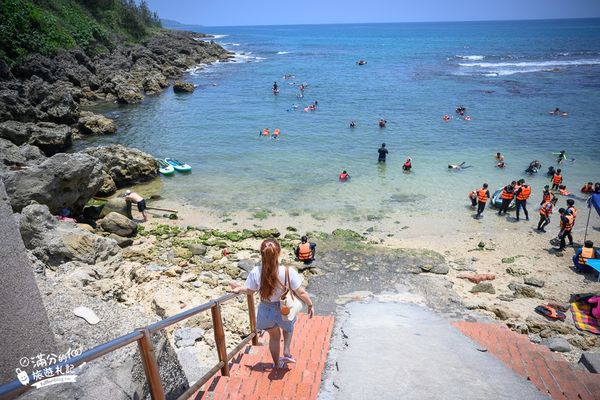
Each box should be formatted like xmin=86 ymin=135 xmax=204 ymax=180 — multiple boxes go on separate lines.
xmin=256 ymin=301 xmax=296 ymax=333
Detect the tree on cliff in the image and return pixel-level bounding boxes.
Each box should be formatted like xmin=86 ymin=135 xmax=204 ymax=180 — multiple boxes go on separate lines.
xmin=0 ymin=0 xmax=162 ymax=66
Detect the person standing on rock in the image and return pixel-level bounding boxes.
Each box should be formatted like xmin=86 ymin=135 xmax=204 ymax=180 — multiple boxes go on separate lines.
xmin=230 ymin=239 xmax=314 ymax=369
xmin=124 ymin=190 xmax=148 ymax=222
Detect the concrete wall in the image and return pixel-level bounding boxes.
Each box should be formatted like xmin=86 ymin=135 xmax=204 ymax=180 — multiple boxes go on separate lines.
xmin=0 ymin=179 xmax=56 ymax=386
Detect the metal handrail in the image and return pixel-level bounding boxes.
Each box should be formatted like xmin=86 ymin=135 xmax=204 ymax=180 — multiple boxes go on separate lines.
xmin=0 ymin=292 xmax=258 ymax=400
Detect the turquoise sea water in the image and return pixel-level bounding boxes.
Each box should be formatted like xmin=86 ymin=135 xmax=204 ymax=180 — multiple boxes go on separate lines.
xmin=82 ymin=19 xmax=600 ymax=218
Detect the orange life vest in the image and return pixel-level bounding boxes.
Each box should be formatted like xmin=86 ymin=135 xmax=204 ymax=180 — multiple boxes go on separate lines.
xmin=560 ymin=214 xmax=574 ymax=231
xmin=567 ymin=206 xmax=577 ymax=223
xmin=262 ymin=129 xmax=270 ymax=136
xmin=516 ymin=185 xmax=531 ymax=201
xmin=273 ymin=129 xmax=280 ymax=136
xmin=553 ymin=174 xmax=562 ymax=185
xmin=501 ymin=187 xmax=514 ymax=200
xmin=581 ymin=184 xmax=593 ymax=193
xmin=339 ymin=173 xmax=348 ymax=182
xmin=542 ymin=190 xmax=552 ymax=203
xmin=297 ymin=243 xmax=312 ymax=260
xmin=578 ymin=247 xmax=596 ymax=265
xmin=477 ymin=188 xmax=488 ymax=202
xmin=540 ymin=201 xmax=553 ymax=217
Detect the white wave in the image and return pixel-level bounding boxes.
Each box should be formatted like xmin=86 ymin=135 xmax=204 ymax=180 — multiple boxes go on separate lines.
xmin=277 ymin=51 xmax=290 ymax=55
xmin=456 ymin=55 xmax=485 ymax=60
xmin=209 ymin=34 xmax=228 ymax=39
xmin=459 ymin=59 xmax=600 ymax=68
xmin=230 ymin=52 xmax=265 ymax=63
xmin=482 ymin=68 xmax=557 ymax=76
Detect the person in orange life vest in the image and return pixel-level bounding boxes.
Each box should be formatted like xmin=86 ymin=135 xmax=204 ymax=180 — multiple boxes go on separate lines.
xmin=566 ymin=199 xmax=577 ymax=226
xmin=339 ymin=170 xmax=350 ymax=182
xmin=551 ymin=168 xmax=563 ymax=190
xmin=475 ymin=183 xmax=490 ymax=219
xmin=573 ymin=240 xmax=600 ymax=272
xmin=557 ymin=208 xmax=574 ymax=251
xmin=537 ymin=197 xmax=557 ymax=232
xmin=581 ymin=182 xmax=594 ymax=193
xmin=514 ymin=179 xmax=531 ymax=221
xmin=497 ymin=180 xmax=516 ymax=216
xmin=540 ymin=185 xmax=555 ymax=206
xmin=402 ymin=157 xmax=412 ymax=171
xmin=295 ymin=235 xmax=316 ymax=263
xmin=558 ymin=185 xmax=570 ymax=196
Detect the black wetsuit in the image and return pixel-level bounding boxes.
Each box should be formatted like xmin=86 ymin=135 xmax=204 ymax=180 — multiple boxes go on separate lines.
xmin=378 ymin=147 xmax=388 ymax=162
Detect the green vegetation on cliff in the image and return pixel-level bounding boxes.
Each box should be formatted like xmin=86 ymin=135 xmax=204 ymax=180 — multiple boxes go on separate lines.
xmin=0 ymin=0 xmax=161 ymax=65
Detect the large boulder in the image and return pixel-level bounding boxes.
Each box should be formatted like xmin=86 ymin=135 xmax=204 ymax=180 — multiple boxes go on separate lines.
xmin=77 ymin=111 xmax=116 ymax=135
xmin=19 ymin=204 xmax=119 ymax=267
xmin=0 ymin=120 xmax=72 ymax=155
xmin=97 ymin=170 xmax=117 ymax=196
xmin=84 ymin=144 xmax=158 ymax=187
xmin=100 ymin=197 xmax=132 ymax=219
xmin=173 ymin=81 xmax=195 ymax=93
xmin=99 ymin=212 xmax=137 ymax=237
xmin=0 ymin=137 xmax=45 ymax=169
xmin=110 ymin=74 xmax=144 ymax=104
xmin=1 ymin=152 xmax=103 ymax=213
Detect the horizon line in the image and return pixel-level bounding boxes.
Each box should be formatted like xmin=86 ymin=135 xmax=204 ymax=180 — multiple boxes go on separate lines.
xmin=166 ymin=16 xmax=600 ymax=29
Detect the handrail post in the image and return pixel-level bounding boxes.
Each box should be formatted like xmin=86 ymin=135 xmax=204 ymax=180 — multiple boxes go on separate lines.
xmin=211 ymin=303 xmax=230 ymax=376
xmin=247 ymin=293 xmax=258 ymax=345
xmin=137 ymin=328 xmax=166 ymax=400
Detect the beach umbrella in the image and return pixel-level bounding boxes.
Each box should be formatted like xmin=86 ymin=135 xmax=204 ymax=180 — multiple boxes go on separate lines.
xmin=584 ymin=193 xmax=600 ymax=241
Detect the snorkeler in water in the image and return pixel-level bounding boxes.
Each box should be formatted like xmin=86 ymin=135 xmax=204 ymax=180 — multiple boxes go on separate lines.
xmin=448 ymin=162 xmax=472 ymax=170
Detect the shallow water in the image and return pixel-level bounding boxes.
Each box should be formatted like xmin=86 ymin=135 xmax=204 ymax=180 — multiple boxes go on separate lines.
xmin=81 ymin=19 xmax=600 ymax=218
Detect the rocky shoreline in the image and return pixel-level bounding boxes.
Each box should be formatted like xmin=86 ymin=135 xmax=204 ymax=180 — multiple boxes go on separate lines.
xmin=1 ymin=29 xmax=233 ymax=205
xmin=2 ymin=26 xmax=598 ymax=400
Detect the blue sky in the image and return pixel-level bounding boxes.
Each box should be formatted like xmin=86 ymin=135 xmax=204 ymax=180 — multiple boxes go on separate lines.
xmin=146 ymin=0 xmax=600 ymax=26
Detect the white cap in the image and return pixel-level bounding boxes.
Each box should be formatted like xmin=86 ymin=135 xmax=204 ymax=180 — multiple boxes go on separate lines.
xmin=124 ymin=190 xmax=131 ymax=196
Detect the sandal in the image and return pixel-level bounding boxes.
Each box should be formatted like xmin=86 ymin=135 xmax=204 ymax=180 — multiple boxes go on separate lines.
xmin=281 ymin=355 xmax=296 ymax=364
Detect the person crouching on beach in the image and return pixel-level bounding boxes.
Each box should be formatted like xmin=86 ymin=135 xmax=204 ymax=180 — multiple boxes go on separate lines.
xmin=295 ymin=235 xmax=317 ymax=262
xmin=124 ymin=190 xmax=148 ymax=222
xmin=230 ymin=239 xmax=314 ymax=369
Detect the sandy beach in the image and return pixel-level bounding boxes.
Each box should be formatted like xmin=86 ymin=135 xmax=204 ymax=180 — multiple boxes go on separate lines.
xmin=110 ymin=183 xmax=599 ymax=363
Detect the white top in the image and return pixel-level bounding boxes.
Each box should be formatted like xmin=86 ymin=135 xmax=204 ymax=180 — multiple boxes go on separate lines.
xmin=245 ymin=265 xmax=303 ymax=302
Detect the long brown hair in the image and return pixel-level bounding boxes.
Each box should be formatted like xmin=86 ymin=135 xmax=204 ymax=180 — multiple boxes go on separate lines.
xmin=259 ymin=239 xmax=281 ymax=301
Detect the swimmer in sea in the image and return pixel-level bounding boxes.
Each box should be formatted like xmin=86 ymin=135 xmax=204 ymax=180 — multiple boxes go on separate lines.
xmin=557 ymin=150 xmax=567 ymax=164
xmin=495 ymin=152 xmax=504 ymax=162
xmin=350 ymin=121 xmax=356 ymax=128
xmin=448 ymin=162 xmax=471 ymax=170
xmin=273 ymin=81 xmax=278 ymax=92
xmin=378 ymin=119 xmax=387 ymax=128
